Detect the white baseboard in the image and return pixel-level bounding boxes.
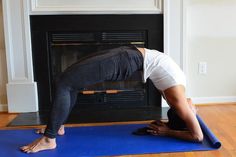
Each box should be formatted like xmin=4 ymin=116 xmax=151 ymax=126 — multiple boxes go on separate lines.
xmin=192 ymin=96 xmax=236 ymax=105
xmin=0 ymin=104 xmax=8 ymax=112
xmin=162 ymin=96 xmax=236 ymax=107
xmin=2 ymin=96 xmax=236 ymax=111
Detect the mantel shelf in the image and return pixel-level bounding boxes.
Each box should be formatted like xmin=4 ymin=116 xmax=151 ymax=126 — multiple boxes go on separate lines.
xmin=30 ymin=0 xmax=162 ymax=15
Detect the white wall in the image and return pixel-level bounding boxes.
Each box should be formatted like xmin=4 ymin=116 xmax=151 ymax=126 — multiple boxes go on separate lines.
xmin=186 ymin=0 xmax=236 ymax=102
xmin=0 ymin=0 xmax=8 ymax=110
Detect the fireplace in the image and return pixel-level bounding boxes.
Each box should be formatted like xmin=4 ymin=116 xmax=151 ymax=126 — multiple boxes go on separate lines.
xmin=29 ymin=14 xmax=163 ymax=122
xmin=3 ymin=0 xmax=185 ymax=116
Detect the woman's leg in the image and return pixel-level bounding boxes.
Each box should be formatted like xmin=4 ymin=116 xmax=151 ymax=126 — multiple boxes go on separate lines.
xmin=20 ymin=46 xmax=143 ymax=153
xmin=43 ymin=83 xmax=78 ymax=138
xmin=20 ymin=61 xmax=103 ymax=153
xmin=20 ymin=75 xmax=79 ymax=153
xmin=20 ymin=50 xmax=118 ymax=153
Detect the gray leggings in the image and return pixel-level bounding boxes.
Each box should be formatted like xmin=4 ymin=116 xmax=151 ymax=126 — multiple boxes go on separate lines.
xmin=44 ymin=45 xmax=143 ymax=138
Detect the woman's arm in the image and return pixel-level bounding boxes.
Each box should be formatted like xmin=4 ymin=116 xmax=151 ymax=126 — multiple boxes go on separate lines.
xmin=150 ymin=85 xmax=203 ymax=142
xmin=148 ymin=121 xmax=202 ymax=142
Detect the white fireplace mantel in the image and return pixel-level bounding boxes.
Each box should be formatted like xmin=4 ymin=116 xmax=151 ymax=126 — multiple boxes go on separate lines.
xmin=29 ymin=0 xmax=162 ymax=14
xmin=2 ymin=0 xmax=185 ymax=112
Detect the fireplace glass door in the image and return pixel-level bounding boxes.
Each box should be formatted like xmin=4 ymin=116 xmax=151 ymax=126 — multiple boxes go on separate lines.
xmin=49 ymin=31 xmax=147 ymax=109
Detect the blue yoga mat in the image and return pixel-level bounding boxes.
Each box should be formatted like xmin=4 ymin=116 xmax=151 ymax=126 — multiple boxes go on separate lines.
xmin=0 ymin=115 xmax=220 ymax=157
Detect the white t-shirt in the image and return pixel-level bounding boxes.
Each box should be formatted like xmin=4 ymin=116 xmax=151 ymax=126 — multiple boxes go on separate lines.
xmin=143 ymin=48 xmax=186 ymax=91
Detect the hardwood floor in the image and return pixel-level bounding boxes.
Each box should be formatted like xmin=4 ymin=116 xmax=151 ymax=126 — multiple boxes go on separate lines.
xmin=0 ymin=103 xmax=236 ymax=157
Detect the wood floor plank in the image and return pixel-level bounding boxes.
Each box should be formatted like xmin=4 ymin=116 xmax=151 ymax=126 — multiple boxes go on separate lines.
xmin=183 ymin=152 xmax=195 ymax=157
xmin=229 ymin=150 xmax=236 ymax=157
xmin=0 ymin=112 xmax=18 ymax=127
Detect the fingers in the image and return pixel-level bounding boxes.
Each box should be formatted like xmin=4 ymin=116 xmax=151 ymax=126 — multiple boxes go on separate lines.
xmin=146 ymin=123 xmax=160 ymax=136
xmin=147 ymin=129 xmax=158 ymax=135
xmin=150 ymin=120 xmax=166 ymax=126
xmin=148 ymin=121 xmax=170 ymax=136
xmin=149 ymin=123 xmax=160 ymax=130
xmin=148 ymin=124 xmax=161 ymax=135
xmin=147 ymin=128 xmax=166 ymax=136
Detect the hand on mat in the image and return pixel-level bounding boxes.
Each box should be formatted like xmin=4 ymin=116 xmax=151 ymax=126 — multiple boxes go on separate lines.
xmin=147 ymin=120 xmax=170 ymax=136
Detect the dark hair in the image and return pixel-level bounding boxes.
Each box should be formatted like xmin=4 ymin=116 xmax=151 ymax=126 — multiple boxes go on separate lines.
xmin=167 ymin=108 xmax=187 ymax=130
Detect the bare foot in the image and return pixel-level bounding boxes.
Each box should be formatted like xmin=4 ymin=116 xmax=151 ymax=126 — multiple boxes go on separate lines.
xmin=187 ymin=98 xmax=197 ymax=114
xmin=187 ymin=98 xmax=193 ymax=105
xmin=36 ymin=125 xmax=65 ymax=136
xmin=20 ymin=136 xmax=56 ymax=153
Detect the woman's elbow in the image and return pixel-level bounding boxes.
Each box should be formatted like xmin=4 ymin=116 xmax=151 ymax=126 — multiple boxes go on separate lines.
xmin=192 ymin=133 xmax=204 ymax=142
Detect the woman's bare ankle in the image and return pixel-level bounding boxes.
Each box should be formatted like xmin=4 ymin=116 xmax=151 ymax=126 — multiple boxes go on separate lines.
xmin=43 ymin=136 xmax=56 ymax=143
xmin=36 ymin=125 xmax=65 ymax=136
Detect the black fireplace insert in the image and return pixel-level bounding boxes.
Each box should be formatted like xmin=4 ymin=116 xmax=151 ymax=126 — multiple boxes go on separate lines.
xmin=30 ymin=14 xmax=163 ymax=122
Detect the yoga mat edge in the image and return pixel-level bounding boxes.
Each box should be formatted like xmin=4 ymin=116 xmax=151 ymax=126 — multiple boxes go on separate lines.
xmin=197 ymin=115 xmax=221 ymax=149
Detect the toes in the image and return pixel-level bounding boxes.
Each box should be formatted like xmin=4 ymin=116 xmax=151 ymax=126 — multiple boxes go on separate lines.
xmin=20 ymin=136 xmax=56 ymax=153
xmin=24 ymin=149 xmax=31 ymax=153
xmin=20 ymin=146 xmax=28 ymax=151
xmin=20 ymin=145 xmax=34 ymax=153
xmin=21 ymin=147 xmax=30 ymax=153
xmin=21 ymin=145 xmax=37 ymax=153
xmin=25 ymin=149 xmax=33 ymax=153
xmin=35 ymin=128 xmax=44 ymax=134
xmin=26 ymin=148 xmax=37 ymax=153
xmin=35 ymin=130 xmax=40 ymax=134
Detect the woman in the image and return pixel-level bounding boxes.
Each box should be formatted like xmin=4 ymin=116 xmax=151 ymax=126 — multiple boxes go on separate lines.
xmin=20 ymin=45 xmax=203 ymax=153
